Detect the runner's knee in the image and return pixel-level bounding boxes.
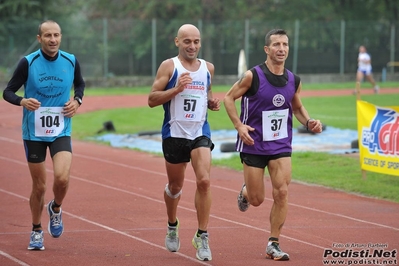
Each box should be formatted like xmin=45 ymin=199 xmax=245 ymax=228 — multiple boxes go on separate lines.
xmin=248 ymin=195 xmax=264 ymax=207
xmin=273 ymin=187 xmax=288 ymax=204
xmin=196 ymin=177 xmax=211 ymax=193
xmin=165 ymin=183 xmax=182 ymax=199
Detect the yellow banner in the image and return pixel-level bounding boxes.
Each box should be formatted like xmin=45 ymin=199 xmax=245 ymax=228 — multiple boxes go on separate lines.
xmin=356 ymin=101 xmax=399 ymax=176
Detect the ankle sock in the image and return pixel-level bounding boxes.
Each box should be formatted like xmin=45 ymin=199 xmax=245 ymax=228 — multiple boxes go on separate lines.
xmin=51 ymin=200 xmax=61 ymax=212
xmin=168 ymin=220 xmax=178 ymax=227
xmin=268 ymin=237 xmax=279 ymax=246
xmin=32 ymin=223 xmax=42 ymax=231
xmin=196 ymin=229 xmax=207 ymax=237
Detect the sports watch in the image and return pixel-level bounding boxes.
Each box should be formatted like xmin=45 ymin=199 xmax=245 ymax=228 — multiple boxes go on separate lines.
xmin=74 ymin=96 xmax=82 ymax=106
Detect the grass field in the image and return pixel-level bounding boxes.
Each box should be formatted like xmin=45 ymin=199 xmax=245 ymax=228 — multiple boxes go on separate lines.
xmin=73 ymin=83 xmax=399 ymax=202
xmin=82 ymin=81 xmax=399 ymax=96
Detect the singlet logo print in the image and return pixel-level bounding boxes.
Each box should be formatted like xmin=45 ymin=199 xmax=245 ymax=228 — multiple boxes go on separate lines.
xmin=273 ymin=94 xmax=285 ymax=107
xmin=267 ymin=111 xmax=285 ymax=119
xmin=38 ymin=76 xmax=63 ymax=83
xmin=185 ymin=113 xmax=196 ymax=119
xmin=40 ymin=108 xmax=61 ymax=115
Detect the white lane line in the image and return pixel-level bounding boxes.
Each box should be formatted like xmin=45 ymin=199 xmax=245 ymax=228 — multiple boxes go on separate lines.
xmin=0 ymin=188 xmax=210 ymax=266
xmin=72 ymin=154 xmax=399 ymax=232
xmin=0 ymin=139 xmax=398 ymax=253
xmin=1 ymin=151 xmax=398 ymax=234
xmin=0 ymin=250 xmax=30 ymax=266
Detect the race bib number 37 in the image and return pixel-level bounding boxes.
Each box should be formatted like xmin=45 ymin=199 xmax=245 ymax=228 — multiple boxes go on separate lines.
xmin=34 ymin=107 xmax=65 ymax=137
xmin=262 ymin=109 xmax=289 ymax=141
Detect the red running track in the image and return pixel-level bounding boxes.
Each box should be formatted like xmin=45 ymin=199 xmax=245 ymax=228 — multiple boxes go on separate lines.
xmin=0 ymin=88 xmax=398 ymax=266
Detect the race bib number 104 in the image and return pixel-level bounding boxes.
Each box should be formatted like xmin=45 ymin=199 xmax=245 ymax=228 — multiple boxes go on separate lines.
xmin=34 ymin=107 xmax=65 ymax=137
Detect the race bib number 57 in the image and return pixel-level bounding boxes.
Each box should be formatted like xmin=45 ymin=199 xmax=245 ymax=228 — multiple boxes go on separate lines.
xmin=175 ymin=93 xmax=205 ymax=122
xmin=34 ymin=107 xmax=65 ymax=137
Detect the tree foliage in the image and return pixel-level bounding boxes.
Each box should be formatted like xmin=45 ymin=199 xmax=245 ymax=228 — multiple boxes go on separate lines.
xmin=80 ymin=0 xmax=398 ymax=64
xmin=84 ymin=0 xmax=398 ymax=22
xmin=1 ymin=0 xmax=398 ymax=75
xmin=0 ymin=0 xmax=86 ymax=48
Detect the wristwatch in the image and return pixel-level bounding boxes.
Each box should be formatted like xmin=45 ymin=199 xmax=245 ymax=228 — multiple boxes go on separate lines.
xmin=74 ymin=96 xmax=82 ymax=106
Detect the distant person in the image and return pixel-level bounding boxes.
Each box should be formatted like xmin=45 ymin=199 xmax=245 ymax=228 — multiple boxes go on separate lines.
xmin=356 ymin=45 xmax=379 ymax=94
xmin=3 ymin=20 xmax=85 ymax=250
xmin=224 ymin=29 xmax=323 ymax=261
xmin=148 ymin=24 xmax=220 ymax=261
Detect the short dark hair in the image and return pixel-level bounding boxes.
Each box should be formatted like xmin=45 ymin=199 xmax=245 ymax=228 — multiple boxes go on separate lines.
xmin=38 ymin=20 xmax=59 ymax=36
xmin=265 ymin=29 xmax=287 ymax=46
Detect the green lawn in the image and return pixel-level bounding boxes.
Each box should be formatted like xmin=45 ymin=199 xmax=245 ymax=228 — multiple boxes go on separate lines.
xmin=73 ymin=82 xmax=399 ymax=203
xmin=81 ymin=81 xmax=399 ymax=96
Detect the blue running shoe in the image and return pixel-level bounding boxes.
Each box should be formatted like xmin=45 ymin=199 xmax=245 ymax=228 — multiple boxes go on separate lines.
xmin=27 ymin=230 xmax=45 ymax=250
xmin=47 ymin=200 xmax=64 ymax=238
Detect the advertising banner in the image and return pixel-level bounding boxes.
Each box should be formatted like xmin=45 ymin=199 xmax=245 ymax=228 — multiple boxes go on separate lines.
xmin=356 ymin=101 xmax=399 ymax=176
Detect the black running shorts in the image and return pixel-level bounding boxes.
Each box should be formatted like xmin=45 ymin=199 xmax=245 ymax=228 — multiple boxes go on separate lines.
xmin=23 ymin=136 xmax=72 ymax=163
xmin=240 ymin=152 xmax=291 ymax=169
xmin=162 ymin=136 xmax=214 ymax=164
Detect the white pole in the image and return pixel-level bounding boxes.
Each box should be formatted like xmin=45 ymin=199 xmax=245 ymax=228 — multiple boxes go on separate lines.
xmin=390 ymin=24 xmax=396 ymax=76
xmin=238 ymin=49 xmax=247 ymax=78
xmin=245 ymin=19 xmax=249 ymax=68
xmin=292 ymin=20 xmax=300 ymax=73
xmin=340 ymin=20 xmax=345 ymax=75
xmin=152 ymin=19 xmax=156 ymax=77
xmin=103 ymin=18 xmax=108 ymax=78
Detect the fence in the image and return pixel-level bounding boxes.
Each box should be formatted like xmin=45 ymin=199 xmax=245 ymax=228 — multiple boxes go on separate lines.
xmin=1 ymin=18 xmax=398 ymax=80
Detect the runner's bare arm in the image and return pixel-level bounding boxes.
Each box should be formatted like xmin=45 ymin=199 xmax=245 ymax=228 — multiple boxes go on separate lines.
xmin=206 ymin=62 xmax=220 ymax=111
xmin=148 ymin=59 xmax=189 ymax=108
xmin=292 ymin=82 xmax=322 ymax=133
xmin=224 ymin=70 xmax=255 ymax=145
